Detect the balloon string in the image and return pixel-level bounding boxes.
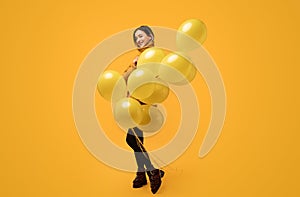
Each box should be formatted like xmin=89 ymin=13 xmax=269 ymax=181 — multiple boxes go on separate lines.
xmin=130 ymin=128 xmax=181 ymax=173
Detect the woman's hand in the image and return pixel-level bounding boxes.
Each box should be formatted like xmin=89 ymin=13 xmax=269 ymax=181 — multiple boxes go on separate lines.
xmin=132 ymin=56 xmax=139 ymax=67
xmin=123 ymin=56 xmax=139 ymax=82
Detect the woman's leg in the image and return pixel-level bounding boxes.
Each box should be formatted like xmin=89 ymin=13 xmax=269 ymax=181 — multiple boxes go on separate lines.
xmin=126 ymin=128 xmax=147 ymax=188
xmin=126 ymin=128 xmax=144 ymax=172
xmin=126 ymin=127 xmax=163 ymax=193
xmin=126 ymin=127 xmax=143 ymax=151
xmin=126 ymin=127 xmax=154 ymax=172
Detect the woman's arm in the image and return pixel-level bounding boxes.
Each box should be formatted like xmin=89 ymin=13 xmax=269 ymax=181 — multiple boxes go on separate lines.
xmin=123 ymin=56 xmax=139 ymax=82
xmin=123 ymin=65 xmax=136 ymax=82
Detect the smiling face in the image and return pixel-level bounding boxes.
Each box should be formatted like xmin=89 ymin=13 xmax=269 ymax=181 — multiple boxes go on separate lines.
xmin=134 ymin=30 xmax=152 ymax=48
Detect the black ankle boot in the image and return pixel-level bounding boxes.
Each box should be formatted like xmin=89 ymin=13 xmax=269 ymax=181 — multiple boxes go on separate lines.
xmin=147 ymin=170 xmax=165 ymax=178
xmin=133 ymin=171 xmax=147 ymax=188
xmin=147 ymin=169 xmax=162 ymax=194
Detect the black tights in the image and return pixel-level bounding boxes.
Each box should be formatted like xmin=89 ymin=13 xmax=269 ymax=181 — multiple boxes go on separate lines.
xmin=126 ymin=127 xmax=154 ymax=172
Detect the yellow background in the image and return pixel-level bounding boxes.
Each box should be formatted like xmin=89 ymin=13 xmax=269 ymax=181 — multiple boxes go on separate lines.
xmin=1 ymin=0 xmax=300 ymax=196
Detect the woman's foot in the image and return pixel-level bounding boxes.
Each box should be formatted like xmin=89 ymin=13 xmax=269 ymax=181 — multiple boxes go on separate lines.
xmin=132 ymin=171 xmax=147 ymax=188
xmin=147 ymin=169 xmax=162 ymax=194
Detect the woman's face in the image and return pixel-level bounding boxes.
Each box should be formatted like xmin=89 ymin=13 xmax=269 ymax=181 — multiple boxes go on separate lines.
xmin=134 ymin=30 xmax=152 ymax=48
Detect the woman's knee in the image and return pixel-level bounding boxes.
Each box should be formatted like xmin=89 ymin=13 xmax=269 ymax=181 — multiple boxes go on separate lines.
xmin=126 ymin=133 xmax=140 ymax=151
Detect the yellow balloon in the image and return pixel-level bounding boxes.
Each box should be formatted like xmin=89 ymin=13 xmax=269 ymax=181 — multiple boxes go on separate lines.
xmin=127 ymin=68 xmax=156 ymax=100
xmin=97 ymin=70 xmax=126 ymax=101
xmin=173 ymin=62 xmax=197 ymax=85
xmin=176 ymin=19 xmax=207 ymax=51
xmin=137 ymin=48 xmax=165 ymax=75
xmin=137 ymin=47 xmax=165 ymax=66
xmin=130 ymin=83 xmax=154 ymax=100
xmin=110 ymin=77 xmax=128 ymax=103
xmin=138 ymin=106 xmax=165 ymax=133
xmin=141 ymin=80 xmax=169 ymax=104
xmin=139 ymin=105 xmax=151 ymax=125
xmin=186 ymin=64 xmax=197 ymax=82
xmin=159 ymin=52 xmax=194 ymax=84
xmin=113 ymin=98 xmax=143 ymax=128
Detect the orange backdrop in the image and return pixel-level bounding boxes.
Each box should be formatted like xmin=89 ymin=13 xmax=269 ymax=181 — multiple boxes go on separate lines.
xmin=1 ymin=0 xmax=300 ymax=196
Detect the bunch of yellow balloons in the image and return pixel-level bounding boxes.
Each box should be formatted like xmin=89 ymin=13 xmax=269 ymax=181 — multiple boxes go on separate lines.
xmin=97 ymin=18 xmax=206 ymax=132
xmin=96 ymin=67 xmax=167 ymax=131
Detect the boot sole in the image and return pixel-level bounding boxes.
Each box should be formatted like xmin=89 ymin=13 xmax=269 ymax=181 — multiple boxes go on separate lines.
xmin=133 ymin=182 xmax=147 ymax=188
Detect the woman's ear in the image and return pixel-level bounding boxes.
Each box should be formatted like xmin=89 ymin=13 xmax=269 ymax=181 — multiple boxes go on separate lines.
xmin=149 ymin=35 xmax=153 ymax=41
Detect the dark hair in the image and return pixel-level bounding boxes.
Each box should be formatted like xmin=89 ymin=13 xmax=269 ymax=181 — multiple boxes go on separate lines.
xmin=133 ymin=25 xmax=154 ymax=45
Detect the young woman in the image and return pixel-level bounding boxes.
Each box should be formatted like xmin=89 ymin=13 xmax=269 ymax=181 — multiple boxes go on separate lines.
xmin=123 ymin=26 xmax=164 ymax=194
